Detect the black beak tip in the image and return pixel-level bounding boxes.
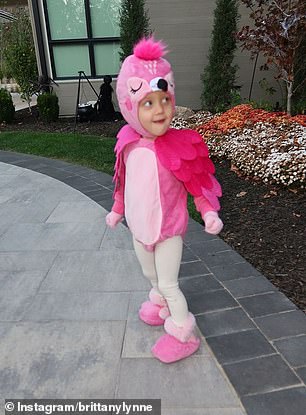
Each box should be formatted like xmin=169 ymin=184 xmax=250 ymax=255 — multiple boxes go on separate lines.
xmin=157 ymin=78 xmax=168 ymax=92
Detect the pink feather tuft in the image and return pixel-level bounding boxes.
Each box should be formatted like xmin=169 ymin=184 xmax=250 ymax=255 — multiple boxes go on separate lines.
xmin=133 ymin=36 xmax=168 ymax=60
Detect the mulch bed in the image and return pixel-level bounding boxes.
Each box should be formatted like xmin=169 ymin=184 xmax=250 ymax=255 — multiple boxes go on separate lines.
xmin=1 ymin=108 xmax=305 ymax=312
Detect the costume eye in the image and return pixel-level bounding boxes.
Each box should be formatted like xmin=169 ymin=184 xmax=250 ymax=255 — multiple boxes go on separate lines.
xmin=130 ymin=82 xmax=143 ymax=94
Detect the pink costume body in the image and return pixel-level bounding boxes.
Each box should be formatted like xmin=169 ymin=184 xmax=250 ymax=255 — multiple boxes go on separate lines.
xmin=112 ymin=125 xmax=222 ymax=251
xmin=117 ymin=137 xmax=188 ymax=251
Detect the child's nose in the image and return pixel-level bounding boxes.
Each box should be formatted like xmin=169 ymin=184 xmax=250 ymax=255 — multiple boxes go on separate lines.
xmin=155 ymin=101 xmax=164 ymax=114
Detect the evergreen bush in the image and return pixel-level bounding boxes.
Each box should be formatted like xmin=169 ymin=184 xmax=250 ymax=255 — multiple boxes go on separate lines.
xmin=0 ymin=88 xmax=15 ymax=123
xmin=37 ymin=93 xmax=59 ymax=122
xmin=119 ymin=0 xmax=151 ymax=62
xmin=201 ymin=0 xmax=239 ymax=113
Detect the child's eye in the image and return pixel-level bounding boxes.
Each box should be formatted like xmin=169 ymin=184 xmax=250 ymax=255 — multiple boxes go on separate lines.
xmin=162 ymin=96 xmax=170 ymax=104
xmin=144 ymin=100 xmax=152 ymax=107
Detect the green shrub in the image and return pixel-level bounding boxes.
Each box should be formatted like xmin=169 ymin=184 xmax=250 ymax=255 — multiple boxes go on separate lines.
xmin=201 ymin=0 xmax=239 ymax=113
xmin=0 ymin=88 xmax=15 ymax=123
xmin=247 ymin=100 xmax=274 ymax=112
xmin=37 ymin=93 xmax=59 ymax=122
xmin=119 ymin=0 xmax=151 ymax=62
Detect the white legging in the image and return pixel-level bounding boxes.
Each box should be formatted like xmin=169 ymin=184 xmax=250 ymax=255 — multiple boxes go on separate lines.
xmin=133 ymin=235 xmax=189 ymax=326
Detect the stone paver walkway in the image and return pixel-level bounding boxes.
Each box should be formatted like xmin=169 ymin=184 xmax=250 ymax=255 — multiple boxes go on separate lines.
xmin=0 ymin=150 xmax=305 ymax=415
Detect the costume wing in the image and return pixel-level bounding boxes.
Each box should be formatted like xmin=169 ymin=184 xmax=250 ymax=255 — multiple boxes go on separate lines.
xmin=113 ymin=124 xmax=141 ymax=191
xmin=155 ymin=129 xmax=222 ymax=210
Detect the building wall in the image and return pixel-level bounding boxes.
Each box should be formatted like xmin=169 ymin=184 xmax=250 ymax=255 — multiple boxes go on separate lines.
xmin=146 ymin=0 xmax=283 ymax=109
xmin=29 ymin=0 xmax=283 ymax=117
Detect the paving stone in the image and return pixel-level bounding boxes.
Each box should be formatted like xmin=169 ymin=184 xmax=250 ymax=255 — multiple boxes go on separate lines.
xmin=36 ymin=167 xmax=75 ymax=181
xmin=95 ymin=196 xmax=113 ymax=211
xmin=222 ymin=275 xmax=277 ymax=298
xmin=206 ymin=329 xmax=275 ymax=364
xmin=60 ymin=165 xmax=94 ymax=175
xmin=0 ymin=321 xmax=125 ymax=398
xmin=61 ymin=177 xmax=94 ymax=191
xmin=100 ymin=225 xmax=134 ymax=251
xmin=0 ymin=270 xmax=48 ymax=321
xmin=238 ymin=291 xmax=297 ymax=318
xmin=0 ymin=222 xmax=105 ymax=251
xmin=46 ymin=201 xmax=105 ymax=223
xmin=254 ymin=310 xmax=306 ymax=340
xmin=184 ymin=230 xmax=219 ymax=244
xmin=187 ymin=289 xmax=238 ymax=315
xmin=124 ymin=293 xmax=209 ymax=358
xmin=0 ymin=157 xmax=28 ymax=167
xmin=0 ymin=202 xmax=58 ymax=226
xmin=122 ymin=319 xmax=167 ymax=358
xmin=0 ymin=161 xmax=23 ymax=172
xmin=116 ymin=357 xmax=241 ymax=408
xmin=223 ymin=354 xmax=301 ymax=396
xmin=196 ymin=249 xmax=246 ymax=268
xmin=0 ymin=251 xmax=58 ymax=272
xmin=83 ymin=188 xmax=111 ymax=198
xmin=242 ymin=387 xmax=306 ymax=415
xmin=179 ymin=260 xmax=211 ymax=278
xmin=6 ymin=181 xmax=86 ymax=204
xmin=197 ymin=307 xmax=255 ymax=338
xmin=40 ymin=250 xmax=147 ymax=292
xmin=189 ymin=239 xmax=232 ymax=254
xmin=186 ymin=219 xmax=204 ymax=233
xmin=180 ymin=274 xmax=223 ymax=295
xmin=127 ymin=292 xmax=152 ymax=322
xmin=0 ymin=153 xmax=29 ymax=163
xmin=80 ymin=171 xmax=111 ymax=183
xmin=23 ymin=292 xmax=130 ymax=321
xmin=181 ymin=245 xmax=200 ymax=263
xmin=273 ymin=335 xmax=306 ymax=367
xmin=210 ymin=262 xmax=261 ymax=282
xmin=296 ymin=367 xmax=306 ymax=384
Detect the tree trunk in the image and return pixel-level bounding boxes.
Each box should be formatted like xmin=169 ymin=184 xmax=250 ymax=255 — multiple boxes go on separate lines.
xmin=287 ymin=81 xmax=293 ymax=116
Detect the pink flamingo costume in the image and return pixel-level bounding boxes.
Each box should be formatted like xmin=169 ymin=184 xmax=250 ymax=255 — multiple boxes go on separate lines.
xmin=106 ymin=38 xmax=223 ymax=363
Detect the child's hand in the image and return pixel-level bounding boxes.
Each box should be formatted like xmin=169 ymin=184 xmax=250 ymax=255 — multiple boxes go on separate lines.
xmin=203 ymin=211 xmax=223 ymax=235
xmin=106 ymin=211 xmax=123 ymax=228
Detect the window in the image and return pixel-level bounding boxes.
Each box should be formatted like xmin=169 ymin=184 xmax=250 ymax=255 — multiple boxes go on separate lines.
xmin=43 ymin=0 xmax=121 ymax=79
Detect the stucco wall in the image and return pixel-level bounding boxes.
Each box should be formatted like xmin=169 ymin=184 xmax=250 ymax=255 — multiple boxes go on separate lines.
xmin=146 ymin=0 xmax=283 ymax=109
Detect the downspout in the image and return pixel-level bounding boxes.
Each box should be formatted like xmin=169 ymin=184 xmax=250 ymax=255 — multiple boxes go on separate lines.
xmin=28 ymin=0 xmax=48 ymax=78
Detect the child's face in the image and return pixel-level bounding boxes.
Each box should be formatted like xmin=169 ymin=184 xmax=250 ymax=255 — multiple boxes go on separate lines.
xmin=138 ymin=91 xmax=173 ymax=138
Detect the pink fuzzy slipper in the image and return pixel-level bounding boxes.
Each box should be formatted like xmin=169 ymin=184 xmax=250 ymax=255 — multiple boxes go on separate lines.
xmin=138 ymin=288 xmax=170 ymax=326
xmin=152 ymin=312 xmax=200 ymax=363
xmin=139 ymin=301 xmax=167 ymax=325
xmin=152 ymin=334 xmax=200 ymax=363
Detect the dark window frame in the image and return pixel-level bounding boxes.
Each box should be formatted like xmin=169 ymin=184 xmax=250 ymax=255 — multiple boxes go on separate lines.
xmin=42 ymin=0 xmax=120 ymax=80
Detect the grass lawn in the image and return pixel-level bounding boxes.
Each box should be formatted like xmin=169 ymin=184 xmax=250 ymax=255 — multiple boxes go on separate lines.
xmin=0 ymin=130 xmax=202 ymax=222
xmin=0 ymin=131 xmax=116 ymax=175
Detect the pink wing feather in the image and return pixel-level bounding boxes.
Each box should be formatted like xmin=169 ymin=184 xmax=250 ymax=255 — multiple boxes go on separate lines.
xmin=155 ymin=129 xmax=222 ymax=208
xmin=113 ymin=125 xmax=141 ymax=192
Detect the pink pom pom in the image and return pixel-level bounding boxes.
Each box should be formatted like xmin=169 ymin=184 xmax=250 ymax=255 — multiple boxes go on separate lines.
xmin=133 ymin=36 xmax=168 ymax=60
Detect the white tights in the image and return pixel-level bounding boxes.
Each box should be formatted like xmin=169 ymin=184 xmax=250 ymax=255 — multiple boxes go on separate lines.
xmin=133 ymin=235 xmax=189 ymax=326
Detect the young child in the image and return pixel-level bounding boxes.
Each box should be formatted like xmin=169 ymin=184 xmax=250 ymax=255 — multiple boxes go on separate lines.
xmin=106 ymin=37 xmax=223 ymax=363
